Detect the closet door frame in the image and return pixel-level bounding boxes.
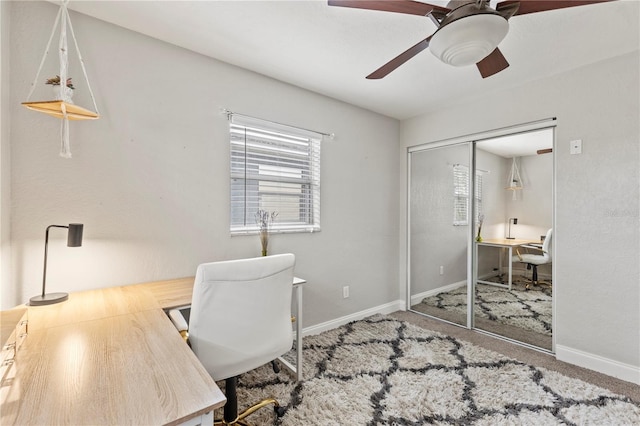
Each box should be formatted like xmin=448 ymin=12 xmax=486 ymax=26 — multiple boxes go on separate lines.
xmin=407 ymin=119 xmax=557 ymax=349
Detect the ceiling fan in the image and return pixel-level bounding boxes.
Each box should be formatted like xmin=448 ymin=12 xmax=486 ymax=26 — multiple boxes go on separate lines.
xmin=328 ymin=0 xmax=616 ymax=79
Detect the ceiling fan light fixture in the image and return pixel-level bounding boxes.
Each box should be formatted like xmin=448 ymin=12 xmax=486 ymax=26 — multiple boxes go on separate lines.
xmin=430 ymin=14 xmax=509 ymax=67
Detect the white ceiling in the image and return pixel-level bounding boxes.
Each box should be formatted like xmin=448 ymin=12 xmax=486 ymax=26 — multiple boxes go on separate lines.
xmin=476 ymin=127 xmax=553 ymax=157
xmin=63 ymin=0 xmax=639 ymax=120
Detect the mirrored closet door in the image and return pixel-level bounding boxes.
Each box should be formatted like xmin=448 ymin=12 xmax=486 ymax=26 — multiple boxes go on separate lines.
xmin=473 ymin=129 xmax=554 ymax=351
xmin=408 ymin=123 xmax=554 ymax=352
xmin=408 ymin=143 xmax=471 ymax=327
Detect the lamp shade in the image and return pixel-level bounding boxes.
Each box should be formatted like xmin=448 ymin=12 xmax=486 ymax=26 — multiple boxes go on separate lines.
xmin=67 ymin=223 xmax=84 ymax=247
xmin=30 ymin=223 xmax=84 ymax=306
xmin=430 ymin=14 xmax=509 ymax=67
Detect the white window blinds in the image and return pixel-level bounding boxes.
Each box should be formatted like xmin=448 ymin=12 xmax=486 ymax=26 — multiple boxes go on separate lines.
xmin=230 ymin=115 xmax=321 ymax=233
xmin=453 ymin=164 xmax=483 ymax=226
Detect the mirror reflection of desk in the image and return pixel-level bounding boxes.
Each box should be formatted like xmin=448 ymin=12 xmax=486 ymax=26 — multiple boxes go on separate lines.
xmin=476 ymin=239 xmax=539 ymax=290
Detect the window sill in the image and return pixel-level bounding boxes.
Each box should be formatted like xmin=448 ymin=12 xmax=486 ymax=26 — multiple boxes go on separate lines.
xmin=230 ymin=226 xmax=320 ymax=236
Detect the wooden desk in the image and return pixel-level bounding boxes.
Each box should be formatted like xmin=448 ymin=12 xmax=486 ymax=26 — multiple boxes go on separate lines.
xmin=476 ymin=239 xmax=538 ymax=290
xmin=1 ymin=279 xmax=226 ymax=426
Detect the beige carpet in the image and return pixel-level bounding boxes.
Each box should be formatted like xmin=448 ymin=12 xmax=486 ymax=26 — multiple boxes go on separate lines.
xmin=215 ymin=314 xmax=639 ymax=425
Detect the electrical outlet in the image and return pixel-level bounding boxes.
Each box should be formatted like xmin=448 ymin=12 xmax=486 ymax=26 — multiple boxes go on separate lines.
xmin=343 ymin=286 xmax=349 ymax=298
xmin=439 ymin=266 xmax=444 ymax=275
xmin=570 ymin=139 xmax=582 ymax=155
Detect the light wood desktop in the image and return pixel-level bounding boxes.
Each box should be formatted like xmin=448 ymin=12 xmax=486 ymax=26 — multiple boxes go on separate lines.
xmin=1 ymin=278 xmax=221 ymax=425
xmin=476 ymin=238 xmax=539 ymax=290
xmin=1 ymin=275 xmax=306 ymax=425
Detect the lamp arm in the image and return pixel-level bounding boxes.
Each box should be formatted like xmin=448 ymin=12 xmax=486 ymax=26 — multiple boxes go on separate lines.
xmin=42 ymin=225 xmax=69 ymax=298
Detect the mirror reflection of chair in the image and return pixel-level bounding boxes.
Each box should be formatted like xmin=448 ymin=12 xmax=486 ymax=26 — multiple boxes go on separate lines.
xmin=169 ymin=254 xmax=295 ymax=425
xmin=513 ymin=228 xmax=552 ymax=289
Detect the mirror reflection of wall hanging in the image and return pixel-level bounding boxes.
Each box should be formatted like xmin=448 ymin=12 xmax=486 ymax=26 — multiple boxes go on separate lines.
xmin=22 ymin=0 xmax=100 ymax=158
xmin=506 ymin=157 xmax=523 ymax=200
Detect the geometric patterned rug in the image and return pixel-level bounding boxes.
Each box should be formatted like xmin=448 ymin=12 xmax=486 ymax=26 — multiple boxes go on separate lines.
xmin=219 ymin=315 xmax=639 ymax=425
xmin=417 ymin=279 xmax=552 ymax=336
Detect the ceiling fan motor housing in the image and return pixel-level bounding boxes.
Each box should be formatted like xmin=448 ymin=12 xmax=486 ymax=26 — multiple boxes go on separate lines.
xmin=430 ymin=1 xmax=509 ymax=67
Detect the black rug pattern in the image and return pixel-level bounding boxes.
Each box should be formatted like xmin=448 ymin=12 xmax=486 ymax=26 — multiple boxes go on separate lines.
xmin=218 ymin=315 xmax=639 ymax=425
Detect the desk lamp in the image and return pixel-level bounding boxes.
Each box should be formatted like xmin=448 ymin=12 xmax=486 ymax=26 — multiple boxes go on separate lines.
xmin=506 ymin=218 xmax=517 ymax=239
xmin=29 ymin=223 xmax=83 ymax=306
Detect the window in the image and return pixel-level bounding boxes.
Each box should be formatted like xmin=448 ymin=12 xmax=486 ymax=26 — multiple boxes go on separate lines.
xmin=230 ymin=115 xmax=321 ymax=233
xmin=453 ymin=164 xmax=482 ymax=226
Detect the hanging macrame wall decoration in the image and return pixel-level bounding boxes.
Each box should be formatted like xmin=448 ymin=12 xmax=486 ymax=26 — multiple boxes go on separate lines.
xmin=22 ymin=0 xmax=100 ymax=158
xmin=506 ymin=157 xmax=523 ymax=200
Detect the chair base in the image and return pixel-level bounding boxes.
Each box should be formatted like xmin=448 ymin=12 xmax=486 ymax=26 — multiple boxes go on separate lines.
xmin=214 ymin=398 xmax=283 ymax=426
xmin=520 ymin=276 xmax=552 ymax=290
xmin=519 ymin=263 xmax=552 ymax=290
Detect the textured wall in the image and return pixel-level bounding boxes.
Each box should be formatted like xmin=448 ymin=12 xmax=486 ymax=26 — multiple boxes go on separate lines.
xmin=400 ymin=51 xmax=640 ymax=374
xmin=0 ymin=1 xmax=11 ymax=309
xmin=504 ymin=153 xmax=553 ymax=241
xmin=5 ymin=2 xmax=400 ymax=330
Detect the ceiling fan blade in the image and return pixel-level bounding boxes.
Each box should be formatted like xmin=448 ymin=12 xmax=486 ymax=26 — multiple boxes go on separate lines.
xmin=496 ymin=0 xmax=617 ymax=16
xmin=328 ymin=0 xmax=449 ymax=17
xmin=366 ymin=36 xmax=432 ymax=79
xmin=476 ymin=48 xmax=509 ymax=78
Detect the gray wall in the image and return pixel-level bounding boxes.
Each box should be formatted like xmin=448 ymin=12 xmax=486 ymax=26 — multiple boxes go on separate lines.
xmin=475 ymin=149 xmax=509 ymax=275
xmin=3 ymin=1 xmax=401 ymax=330
xmin=504 ymin=153 xmax=553 ymax=241
xmin=0 ymin=1 xmax=11 ymax=309
xmin=400 ymin=51 xmax=639 ymax=375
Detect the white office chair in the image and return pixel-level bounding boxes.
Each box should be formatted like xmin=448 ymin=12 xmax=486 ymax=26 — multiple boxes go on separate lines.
xmin=169 ymin=254 xmax=295 ymax=425
xmin=513 ymin=228 xmax=552 ymax=289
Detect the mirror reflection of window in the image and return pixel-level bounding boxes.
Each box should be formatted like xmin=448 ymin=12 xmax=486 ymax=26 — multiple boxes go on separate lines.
xmin=453 ymin=164 xmax=483 ymax=226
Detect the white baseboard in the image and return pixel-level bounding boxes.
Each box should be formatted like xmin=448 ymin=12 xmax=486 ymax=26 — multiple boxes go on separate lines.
xmin=556 ymin=345 xmax=640 ymax=385
xmin=410 ymin=280 xmax=466 ymax=306
xmin=301 ymin=300 xmax=405 ymax=337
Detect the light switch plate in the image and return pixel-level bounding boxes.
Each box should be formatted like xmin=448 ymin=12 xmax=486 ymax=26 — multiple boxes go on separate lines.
xmin=570 ymin=139 xmax=582 ymax=155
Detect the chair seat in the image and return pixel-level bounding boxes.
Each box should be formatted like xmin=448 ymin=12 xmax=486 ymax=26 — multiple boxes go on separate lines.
xmin=512 ymin=254 xmax=549 ymax=265
xmin=199 ymin=338 xmax=293 ymax=381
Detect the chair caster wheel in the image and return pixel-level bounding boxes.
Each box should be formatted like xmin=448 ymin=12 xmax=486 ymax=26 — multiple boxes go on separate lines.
xmin=271 ymin=360 xmax=280 ymax=373
xmin=274 ymin=405 xmax=287 ymax=417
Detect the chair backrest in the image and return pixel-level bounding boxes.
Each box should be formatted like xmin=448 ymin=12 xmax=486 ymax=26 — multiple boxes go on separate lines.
xmin=189 ymin=254 xmax=295 ymax=381
xmin=542 ymin=228 xmax=553 ymax=260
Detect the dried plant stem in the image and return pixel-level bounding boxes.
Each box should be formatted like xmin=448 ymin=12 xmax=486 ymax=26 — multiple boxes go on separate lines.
xmin=260 ymin=229 xmax=269 ymax=256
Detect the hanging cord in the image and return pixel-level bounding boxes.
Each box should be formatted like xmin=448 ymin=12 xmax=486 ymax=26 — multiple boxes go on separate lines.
xmin=64 ymin=2 xmax=100 ymax=115
xmin=26 ymin=6 xmax=62 ymax=101
xmin=58 ymin=1 xmax=71 ymax=157
xmin=60 ymin=103 xmax=71 ymax=158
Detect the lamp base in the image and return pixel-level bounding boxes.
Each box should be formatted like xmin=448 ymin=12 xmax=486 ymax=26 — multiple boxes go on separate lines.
xmin=30 ymin=292 xmax=69 ymax=306
xmin=506 ymin=237 xmax=515 ymax=239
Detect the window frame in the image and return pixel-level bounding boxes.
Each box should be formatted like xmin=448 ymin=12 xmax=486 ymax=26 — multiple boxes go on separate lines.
xmin=229 ymin=115 xmax=321 ymax=235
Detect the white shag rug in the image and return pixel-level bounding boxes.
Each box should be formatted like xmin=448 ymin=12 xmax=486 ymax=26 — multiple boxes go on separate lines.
xmin=417 ymin=280 xmax=552 ymax=336
xmin=216 ymin=315 xmax=639 ymax=425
